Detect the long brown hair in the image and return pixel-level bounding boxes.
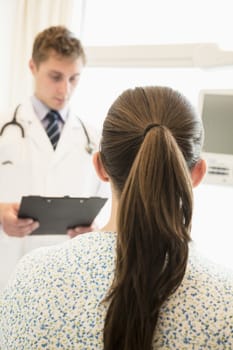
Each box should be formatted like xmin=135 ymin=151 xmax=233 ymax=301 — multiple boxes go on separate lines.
xmin=100 ymin=86 xmax=204 ymax=350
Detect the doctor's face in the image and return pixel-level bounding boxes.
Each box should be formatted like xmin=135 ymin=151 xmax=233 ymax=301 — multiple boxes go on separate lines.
xmin=29 ymin=51 xmax=84 ymax=110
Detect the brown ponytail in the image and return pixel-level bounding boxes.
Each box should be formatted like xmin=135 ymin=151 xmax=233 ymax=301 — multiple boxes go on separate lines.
xmin=100 ymin=86 xmax=204 ymax=350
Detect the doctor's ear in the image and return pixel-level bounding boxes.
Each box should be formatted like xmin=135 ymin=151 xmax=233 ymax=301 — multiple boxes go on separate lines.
xmin=29 ymin=59 xmax=37 ymax=74
xmin=93 ymin=152 xmax=109 ymax=182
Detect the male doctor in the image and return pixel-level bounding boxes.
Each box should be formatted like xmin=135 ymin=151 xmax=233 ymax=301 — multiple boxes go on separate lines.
xmin=0 ymin=26 xmax=108 ymax=290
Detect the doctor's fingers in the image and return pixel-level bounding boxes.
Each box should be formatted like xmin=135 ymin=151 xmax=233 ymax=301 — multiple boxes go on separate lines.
xmin=19 ymin=220 xmax=40 ymax=236
xmin=4 ymin=221 xmax=39 ymax=237
xmin=15 ymin=218 xmax=35 ymax=227
xmin=67 ymin=225 xmax=95 ymax=238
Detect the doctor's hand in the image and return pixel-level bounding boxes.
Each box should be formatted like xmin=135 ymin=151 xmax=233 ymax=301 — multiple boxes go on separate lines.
xmin=0 ymin=203 xmax=39 ymax=237
xmin=67 ymin=223 xmax=97 ymax=239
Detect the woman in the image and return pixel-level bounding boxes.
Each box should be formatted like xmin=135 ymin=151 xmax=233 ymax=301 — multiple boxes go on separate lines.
xmin=1 ymin=86 xmax=232 ymax=349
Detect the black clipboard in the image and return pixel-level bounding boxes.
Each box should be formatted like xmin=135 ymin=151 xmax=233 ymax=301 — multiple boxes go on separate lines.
xmin=18 ymin=196 xmax=108 ymax=235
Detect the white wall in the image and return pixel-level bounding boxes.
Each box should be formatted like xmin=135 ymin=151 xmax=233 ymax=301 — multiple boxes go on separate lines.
xmin=0 ymin=1 xmax=17 ymax=110
xmin=192 ymin=184 xmax=233 ymax=270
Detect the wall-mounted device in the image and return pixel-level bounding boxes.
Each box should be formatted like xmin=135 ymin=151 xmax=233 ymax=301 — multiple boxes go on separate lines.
xmin=199 ymin=90 xmax=233 ymax=186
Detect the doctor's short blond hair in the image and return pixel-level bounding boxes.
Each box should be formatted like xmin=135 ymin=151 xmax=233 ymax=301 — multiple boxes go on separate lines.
xmin=32 ymin=25 xmax=86 ymax=67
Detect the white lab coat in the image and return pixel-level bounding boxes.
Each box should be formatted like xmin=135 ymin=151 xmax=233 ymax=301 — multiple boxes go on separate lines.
xmin=0 ymin=99 xmax=109 ymax=290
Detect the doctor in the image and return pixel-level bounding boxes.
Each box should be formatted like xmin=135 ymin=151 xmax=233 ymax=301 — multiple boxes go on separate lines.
xmin=0 ymin=25 xmax=108 ymax=290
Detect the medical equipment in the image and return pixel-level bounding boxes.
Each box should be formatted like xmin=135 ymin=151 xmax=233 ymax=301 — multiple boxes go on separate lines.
xmin=0 ymin=104 xmax=95 ymax=155
xmin=199 ymin=89 xmax=233 ymax=186
xmin=78 ymin=117 xmax=96 ymax=155
xmin=0 ymin=104 xmax=24 ymax=137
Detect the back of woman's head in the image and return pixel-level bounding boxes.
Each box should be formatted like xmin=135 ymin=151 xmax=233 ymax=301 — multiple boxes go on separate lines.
xmin=100 ymin=86 xmax=204 ymax=350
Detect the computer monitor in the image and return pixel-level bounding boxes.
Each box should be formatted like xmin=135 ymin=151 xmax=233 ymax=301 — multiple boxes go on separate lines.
xmin=199 ymin=90 xmax=233 ymax=186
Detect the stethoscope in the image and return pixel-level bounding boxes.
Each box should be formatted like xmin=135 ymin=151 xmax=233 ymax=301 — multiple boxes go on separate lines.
xmin=0 ymin=104 xmax=95 ymax=155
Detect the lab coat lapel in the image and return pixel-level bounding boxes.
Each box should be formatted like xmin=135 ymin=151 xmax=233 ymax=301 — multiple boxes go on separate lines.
xmin=17 ymin=102 xmax=82 ymax=162
xmin=18 ymin=100 xmax=54 ymax=154
xmin=53 ymin=111 xmax=82 ymax=161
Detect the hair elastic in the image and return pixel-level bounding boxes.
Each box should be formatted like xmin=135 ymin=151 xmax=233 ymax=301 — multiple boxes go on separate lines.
xmin=143 ymin=123 xmax=161 ymax=137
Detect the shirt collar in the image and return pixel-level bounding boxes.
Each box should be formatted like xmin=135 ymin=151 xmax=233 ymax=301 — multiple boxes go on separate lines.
xmin=30 ymin=95 xmax=69 ymax=123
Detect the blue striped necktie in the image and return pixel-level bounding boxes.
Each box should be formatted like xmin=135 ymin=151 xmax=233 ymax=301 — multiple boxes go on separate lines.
xmin=45 ymin=110 xmax=60 ymax=149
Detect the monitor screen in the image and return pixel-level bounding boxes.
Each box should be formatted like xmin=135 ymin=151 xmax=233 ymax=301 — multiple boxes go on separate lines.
xmin=201 ymin=93 xmax=233 ymax=155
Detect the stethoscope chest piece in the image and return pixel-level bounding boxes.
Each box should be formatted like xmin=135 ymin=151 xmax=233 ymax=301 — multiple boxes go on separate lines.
xmin=85 ymin=141 xmax=96 ymax=155
xmin=78 ymin=117 xmax=96 ymax=155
